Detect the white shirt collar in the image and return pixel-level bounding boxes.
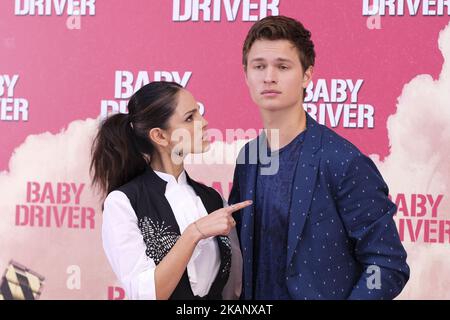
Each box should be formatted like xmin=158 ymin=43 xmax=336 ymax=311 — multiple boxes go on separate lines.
xmin=153 ymin=169 xmax=188 ymax=186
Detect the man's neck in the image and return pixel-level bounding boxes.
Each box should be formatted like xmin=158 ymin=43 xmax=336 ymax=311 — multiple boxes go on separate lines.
xmin=261 ymin=104 xmax=307 ymax=151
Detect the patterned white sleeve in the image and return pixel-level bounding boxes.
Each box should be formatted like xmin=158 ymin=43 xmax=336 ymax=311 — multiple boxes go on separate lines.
xmin=102 ymin=190 xmax=157 ymax=300
xmin=221 ymin=197 xmax=243 ymax=300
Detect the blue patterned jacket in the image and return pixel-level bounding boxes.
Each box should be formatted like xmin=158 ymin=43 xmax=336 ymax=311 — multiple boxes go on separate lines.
xmin=229 ymin=113 xmax=410 ymax=300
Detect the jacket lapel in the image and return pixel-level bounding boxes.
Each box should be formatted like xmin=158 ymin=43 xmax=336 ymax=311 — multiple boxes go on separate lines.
xmin=236 ymin=137 xmax=260 ymax=299
xmin=286 ymin=114 xmax=323 ymax=266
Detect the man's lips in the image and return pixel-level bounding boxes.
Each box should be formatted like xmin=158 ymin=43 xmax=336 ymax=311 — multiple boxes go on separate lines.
xmin=261 ymin=90 xmax=281 ymax=96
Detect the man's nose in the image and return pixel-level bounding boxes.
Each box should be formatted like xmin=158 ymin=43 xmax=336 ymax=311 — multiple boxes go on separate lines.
xmin=264 ymin=66 xmax=278 ymax=84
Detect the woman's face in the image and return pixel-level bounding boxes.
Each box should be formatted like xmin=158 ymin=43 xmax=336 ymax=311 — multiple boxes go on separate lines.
xmin=165 ymin=89 xmax=210 ymax=158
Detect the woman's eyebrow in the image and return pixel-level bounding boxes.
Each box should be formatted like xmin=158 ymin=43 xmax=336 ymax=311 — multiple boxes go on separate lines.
xmin=184 ymin=108 xmax=197 ymax=116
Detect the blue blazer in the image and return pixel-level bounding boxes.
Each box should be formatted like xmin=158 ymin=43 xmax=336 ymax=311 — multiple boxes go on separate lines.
xmin=229 ymin=113 xmax=410 ymax=300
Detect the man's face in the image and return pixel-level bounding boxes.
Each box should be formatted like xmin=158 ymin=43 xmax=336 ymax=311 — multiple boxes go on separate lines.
xmin=244 ymin=39 xmax=313 ymax=112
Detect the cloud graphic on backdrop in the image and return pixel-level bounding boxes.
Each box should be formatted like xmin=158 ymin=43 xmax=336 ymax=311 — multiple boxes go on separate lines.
xmin=0 ymin=119 xmax=112 ymax=299
xmin=370 ymin=21 xmax=450 ymax=299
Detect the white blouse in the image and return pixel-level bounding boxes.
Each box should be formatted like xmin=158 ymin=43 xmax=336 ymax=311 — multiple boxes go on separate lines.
xmin=102 ymin=170 xmax=242 ymax=300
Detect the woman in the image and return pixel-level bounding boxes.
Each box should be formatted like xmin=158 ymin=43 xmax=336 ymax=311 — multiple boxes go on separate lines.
xmin=90 ymin=81 xmax=251 ymax=300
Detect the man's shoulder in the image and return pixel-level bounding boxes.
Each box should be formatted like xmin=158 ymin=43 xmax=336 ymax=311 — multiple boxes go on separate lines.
xmin=233 ymin=119 xmax=367 ymax=169
xmin=317 ymin=124 xmax=364 ymax=161
xmin=315 ymin=124 xmax=382 ymax=188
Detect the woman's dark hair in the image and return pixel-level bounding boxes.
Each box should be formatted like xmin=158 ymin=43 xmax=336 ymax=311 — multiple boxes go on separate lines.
xmin=90 ymin=81 xmax=183 ymax=198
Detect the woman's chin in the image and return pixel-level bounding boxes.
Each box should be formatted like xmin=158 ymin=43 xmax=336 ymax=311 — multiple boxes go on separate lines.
xmin=190 ymin=140 xmax=211 ymax=154
xmin=203 ymin=143 xmax=211 ymax=152
xmin=200 ymin=140 xmax=211 ymax=153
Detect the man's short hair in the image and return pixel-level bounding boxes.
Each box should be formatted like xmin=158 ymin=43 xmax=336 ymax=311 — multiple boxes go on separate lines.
xmin=242 ymin=15 xmax=316 ymax=73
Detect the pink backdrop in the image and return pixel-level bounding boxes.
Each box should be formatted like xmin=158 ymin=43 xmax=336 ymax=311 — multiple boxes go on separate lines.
xmin=0 ymin=0 xmax=449 ymax=299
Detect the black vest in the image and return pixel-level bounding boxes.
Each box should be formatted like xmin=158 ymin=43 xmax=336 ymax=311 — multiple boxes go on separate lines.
xmin=117 ymin=167 xmax=231 ymax=300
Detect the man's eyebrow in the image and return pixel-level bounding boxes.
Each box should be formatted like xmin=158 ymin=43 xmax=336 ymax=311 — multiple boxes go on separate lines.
xmin=275 ymin=57 xmax=294 ymax=63
xmin=249 ymin=57 xmax=266 ymax=63
xmin=249 ymin=57 xmax=294 ymax=63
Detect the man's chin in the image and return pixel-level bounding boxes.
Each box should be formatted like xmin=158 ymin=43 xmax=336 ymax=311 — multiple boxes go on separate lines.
xmin=258 ymin=103 xmax=287 ymax=112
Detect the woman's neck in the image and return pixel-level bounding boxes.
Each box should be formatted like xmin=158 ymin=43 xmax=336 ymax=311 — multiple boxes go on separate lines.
xmin=150 ymin=151 xmax=185 ymax=180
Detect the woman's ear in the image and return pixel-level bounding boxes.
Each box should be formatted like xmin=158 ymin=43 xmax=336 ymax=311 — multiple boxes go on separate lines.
xmin=302 ymin=66 xmax=314 ymax=89
xmin=149 ymin=128 xmax=169 ymax=147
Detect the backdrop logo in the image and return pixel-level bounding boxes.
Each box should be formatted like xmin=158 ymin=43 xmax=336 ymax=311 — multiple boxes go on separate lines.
xmin=362 ymin=0 xmax=450 ymax=16
xmin=173 ymin=0 xmax=280 ymax=21
xmin=15 ymin=182 xmax=96 ymax=230
xmin=0 ymin=74 xmax=29 ymax=122
xmin=303 ymin=79 xmax=375 ymax=129
xmin=14 ymin=0 xmax=96 ymax=16
xmin=392 ymin=193 xmax=450 ymax=243
xmin=99 ymin=70 xmax=203 ymax=119
xmin=107 ymin=286 xmax=126 ymax=300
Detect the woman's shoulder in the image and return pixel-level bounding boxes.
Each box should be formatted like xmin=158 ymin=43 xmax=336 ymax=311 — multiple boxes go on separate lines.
xmin=102 ymin=190 xmax=135 ymax=222
xmin=105 ymin=189 xmax=128 ymax=202
xmin=103 ymin=190 xmax=134 ymax=212
xmin=114 ymin=170 xmax=150 ymax=200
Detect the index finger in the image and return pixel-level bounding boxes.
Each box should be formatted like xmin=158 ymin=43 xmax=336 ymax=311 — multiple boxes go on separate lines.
xmin=227 ymin=200 xmax=253 ymax=214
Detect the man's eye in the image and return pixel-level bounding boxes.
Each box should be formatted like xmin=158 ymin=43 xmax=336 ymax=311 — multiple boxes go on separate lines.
xmin=280 ymin=65 xmax=288 ymax=70
xmin=254 ymin=65 xmax=264 ymax=70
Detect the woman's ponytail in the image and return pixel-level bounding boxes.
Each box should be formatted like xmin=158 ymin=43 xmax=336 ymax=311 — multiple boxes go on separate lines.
xmin=90 ymin=81 xmax=182 ymax=199
xmin=90 ymin=112 xmax=148 ymax=197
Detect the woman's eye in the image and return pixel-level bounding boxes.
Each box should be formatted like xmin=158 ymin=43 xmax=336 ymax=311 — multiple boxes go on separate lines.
xmin=186 ymin=115 xmax=193 ymax=122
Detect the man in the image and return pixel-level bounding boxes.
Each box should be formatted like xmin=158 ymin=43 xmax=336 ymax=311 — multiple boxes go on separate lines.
xmin=229 ymin=15 xmax=409 ymax=300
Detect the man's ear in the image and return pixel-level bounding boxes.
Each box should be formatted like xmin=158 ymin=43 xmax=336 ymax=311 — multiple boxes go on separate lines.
xmin=149 ymin=128 xmax=169 ymax=147
xmin=302 ymin=66 xmax=314 ymax=89
xmin=243 ymin=65 xmax=249 ymax=87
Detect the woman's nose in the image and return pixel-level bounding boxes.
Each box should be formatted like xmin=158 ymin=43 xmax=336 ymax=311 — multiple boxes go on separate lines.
xmin=202 ymin=117 xmax=208 ymax=128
